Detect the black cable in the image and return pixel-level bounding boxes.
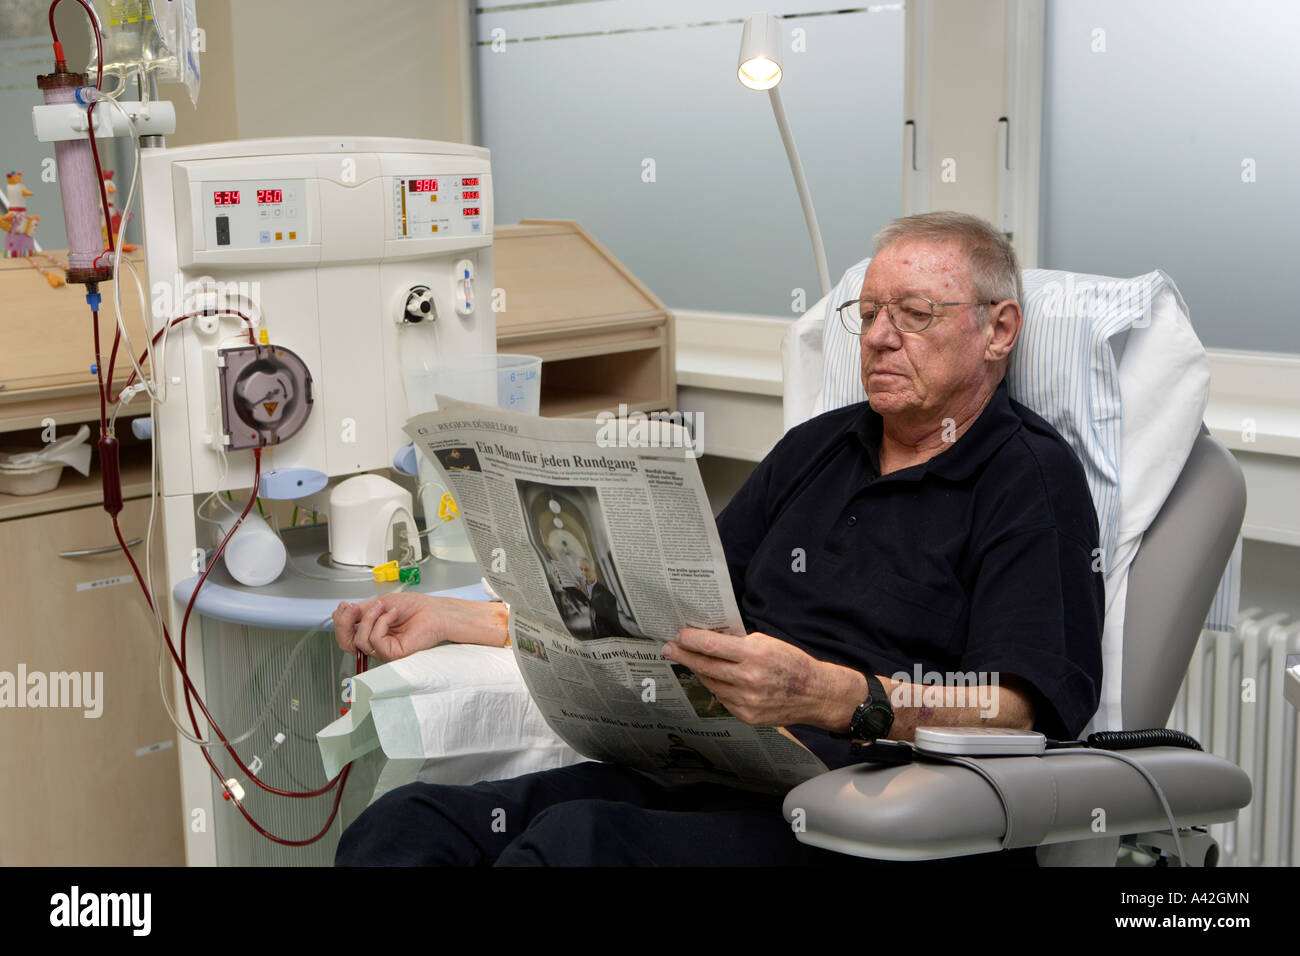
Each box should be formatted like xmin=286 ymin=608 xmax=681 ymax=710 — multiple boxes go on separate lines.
xmin=1087 ymin=728 xmax=1202 ymax=752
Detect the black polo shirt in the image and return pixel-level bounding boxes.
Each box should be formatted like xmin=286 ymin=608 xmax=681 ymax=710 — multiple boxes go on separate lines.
xmin=715 ymin=378 xmax=1104 ymax=770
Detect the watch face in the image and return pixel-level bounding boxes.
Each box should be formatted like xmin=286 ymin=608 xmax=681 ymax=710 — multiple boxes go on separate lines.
xmin=851 ymin=703 xmax=893 ymax=740
xmin=865 ymin=704 xmax=894 ymax=737
xmin=849 ymin=704 xmax=875 ymax=739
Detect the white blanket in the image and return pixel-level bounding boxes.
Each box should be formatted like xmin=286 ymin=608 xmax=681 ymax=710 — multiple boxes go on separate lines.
xmin=317 ymin=644 xmax=581 ymax=789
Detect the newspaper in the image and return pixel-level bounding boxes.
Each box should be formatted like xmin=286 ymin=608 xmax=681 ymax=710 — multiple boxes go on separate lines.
xmin=404 ymin=398 xmax=828 ymax=794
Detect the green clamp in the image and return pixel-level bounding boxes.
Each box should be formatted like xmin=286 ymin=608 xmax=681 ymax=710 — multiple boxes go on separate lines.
xmin=399 ymin=566 xmax=421 ymax=586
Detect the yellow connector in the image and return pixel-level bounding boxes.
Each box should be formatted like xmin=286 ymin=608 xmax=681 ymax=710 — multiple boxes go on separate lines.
xmin=258 ymin=328 xmax=270 ymax=345
xmin=371 ymin=561 xmax=400 ymax=582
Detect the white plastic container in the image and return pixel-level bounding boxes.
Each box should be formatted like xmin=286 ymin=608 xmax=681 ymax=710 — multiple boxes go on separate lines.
xmin=0 ymin=426 xmax=91 ymax=496
xmin=404 ymin=353 xmax=542 ymax=416
xmin=0 ymin=460 xmax=65 ymax=496
xmin=217 ymin=507 xmax=288 ymax=587
xmin=402 ymin=353 xmax=542 ymax=563
xmin=417 ymin=454 xmax=476 ymax=562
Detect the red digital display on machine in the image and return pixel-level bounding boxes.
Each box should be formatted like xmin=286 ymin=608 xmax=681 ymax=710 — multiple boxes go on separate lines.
xmin=257 ymin=189 xmax=283 ymax=204
xmin=408 ymin=179 xmax=438 ymax=192
xmin=213 ymin=190 xmax=240 ymax=205
xmin=463 ymin=190 xmax=480 ymax=201
xmin=461 ymin=177 xmax=480 ymax=187
xmin=463 ymin=207 xmax=480 ymax=217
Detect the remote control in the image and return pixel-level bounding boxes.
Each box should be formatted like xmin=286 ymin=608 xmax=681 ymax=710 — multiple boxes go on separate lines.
xmin=914 ymin=726 xmax=1046 ymax=756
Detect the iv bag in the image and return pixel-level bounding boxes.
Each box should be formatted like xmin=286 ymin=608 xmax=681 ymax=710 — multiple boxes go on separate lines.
xmin=86 ymin=0 xmax=200 ymax=106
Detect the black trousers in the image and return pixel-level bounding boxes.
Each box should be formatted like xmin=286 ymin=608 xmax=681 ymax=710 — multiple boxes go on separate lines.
xmin=336 ymin=761 xmax=1039 ymax=867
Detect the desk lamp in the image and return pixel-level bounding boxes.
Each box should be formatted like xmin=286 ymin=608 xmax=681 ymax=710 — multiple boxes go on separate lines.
xmin=738 ymin=11 xmax=831 ymax=296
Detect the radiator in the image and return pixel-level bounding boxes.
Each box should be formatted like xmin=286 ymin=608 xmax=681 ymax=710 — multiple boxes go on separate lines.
xmin=1168 ymin=609 xmax=1300 ymax=866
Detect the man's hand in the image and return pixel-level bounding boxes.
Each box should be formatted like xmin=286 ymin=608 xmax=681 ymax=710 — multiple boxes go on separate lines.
xmin=663 ymin=628 xmax=861 ymax=729
xmin=332 ymin=594 xmax=510 ymax=663
xmin=333 ymin=593 xmax=447 ymax=663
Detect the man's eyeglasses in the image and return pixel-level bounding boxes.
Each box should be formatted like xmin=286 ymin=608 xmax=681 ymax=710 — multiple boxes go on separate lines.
xmin=835 ymin=295 xmax=997 ymax=335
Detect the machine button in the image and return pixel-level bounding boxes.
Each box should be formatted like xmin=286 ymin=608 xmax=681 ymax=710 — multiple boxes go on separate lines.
xmin=289 ymin=231 xmax=297 ymax=240
xmin=273 ymin=207 xmax=282 ymax=218
xmin=259 ymin=230 xmax=270 ymax=243
xmin=215 ymin=215 xmax=230 ymax=246
xmin=259 ymin=208 xmax=269 ymax=218
xmin=275 ymin=232 xmax=283 ymax=241
xmin=286 ymin=207 xmax=296 ymax=218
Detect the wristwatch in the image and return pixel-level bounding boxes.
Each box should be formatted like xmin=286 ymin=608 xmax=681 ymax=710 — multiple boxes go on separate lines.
xmin=845 ymin=673 xmax=894 ymax=743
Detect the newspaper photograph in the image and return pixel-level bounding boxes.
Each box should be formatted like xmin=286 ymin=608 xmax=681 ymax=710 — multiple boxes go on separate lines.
xmin=405 ymin=398 xmax=828 ymax=793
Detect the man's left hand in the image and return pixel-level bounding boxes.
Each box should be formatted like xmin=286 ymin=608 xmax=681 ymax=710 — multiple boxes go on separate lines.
xmin=664 ymin=628 xmax=846 ymax=728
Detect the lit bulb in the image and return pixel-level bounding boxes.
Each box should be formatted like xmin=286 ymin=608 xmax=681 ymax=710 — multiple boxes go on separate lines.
xmin=738 ymin=56 xmax=781 ymax=91
xmin=737 ymin=13 xmax=783 ymax=91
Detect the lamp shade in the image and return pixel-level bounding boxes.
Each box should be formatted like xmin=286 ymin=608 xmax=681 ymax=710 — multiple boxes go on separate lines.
xmin=737 ymin=12 xmax=782 ymax=90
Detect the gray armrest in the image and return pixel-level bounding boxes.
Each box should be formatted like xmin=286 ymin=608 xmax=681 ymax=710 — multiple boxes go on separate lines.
xmin=782 ymin=747 xmax=1251 ymax=861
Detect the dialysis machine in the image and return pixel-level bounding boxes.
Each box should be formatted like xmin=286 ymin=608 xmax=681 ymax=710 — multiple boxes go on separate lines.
xmin=137 ymin=138 xmax=496 ymax=864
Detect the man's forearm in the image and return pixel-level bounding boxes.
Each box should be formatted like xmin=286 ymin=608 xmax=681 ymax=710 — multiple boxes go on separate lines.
xmin=812 ymin=664 xmax=1034 ymax=740
xmin=440 ymin=597 xmax=511 ymax=647
xmin=883 ymin=674 xmax=1035 ymax=740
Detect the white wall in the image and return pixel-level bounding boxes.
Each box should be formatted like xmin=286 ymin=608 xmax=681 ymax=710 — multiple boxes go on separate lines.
xmin=170 ymin=0 xmax=473 ymax=148
xmin=1040 ymin=0 xmax=1300 ymax=353
xmin=475 ymin=1 xmax=905 ymax=317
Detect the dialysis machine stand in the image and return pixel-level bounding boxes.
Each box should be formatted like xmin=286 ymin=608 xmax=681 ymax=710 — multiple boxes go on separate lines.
xmin=138 ymin=137 xmax=494 ymax=865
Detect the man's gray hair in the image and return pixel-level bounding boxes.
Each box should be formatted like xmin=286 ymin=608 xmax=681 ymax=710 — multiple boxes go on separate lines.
xmin=873 ymin=212 xmax=1023 ymax=311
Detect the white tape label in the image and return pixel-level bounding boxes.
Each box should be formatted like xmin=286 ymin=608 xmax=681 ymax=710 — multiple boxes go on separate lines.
xmin=76 ymin=575 xmax=134 ymax=592
xmin=135 ymin=739 xmax=175 ymax=757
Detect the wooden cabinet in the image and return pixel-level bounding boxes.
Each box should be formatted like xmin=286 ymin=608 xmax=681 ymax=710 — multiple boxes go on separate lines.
xmin=0 ymin=249 xmax=148 ymax=398
xmin=0 ymin=496 xmax=184 ymax=865
xmin=0 ymin=250 xmax=177 ymax=863
xmin=494 ymin=220 xmax=676 ymax=417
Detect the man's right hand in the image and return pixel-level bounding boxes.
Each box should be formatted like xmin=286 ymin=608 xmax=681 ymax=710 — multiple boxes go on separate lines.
xmin=333 ymin=593 xmax=512 ymax=663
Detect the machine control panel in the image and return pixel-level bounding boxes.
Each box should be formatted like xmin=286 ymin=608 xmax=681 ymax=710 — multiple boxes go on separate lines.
xmin=202 ymin=178 xmax=310 ymax=250
xmin=393 ymin=175 xmax=484 ymax=239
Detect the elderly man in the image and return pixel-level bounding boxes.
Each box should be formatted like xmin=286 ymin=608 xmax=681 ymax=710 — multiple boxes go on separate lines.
xmin=332 ymin=212 xmax=1103 ymax=866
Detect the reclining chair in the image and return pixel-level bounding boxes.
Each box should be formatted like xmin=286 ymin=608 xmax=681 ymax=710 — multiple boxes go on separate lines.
xmin=777 ymin=262 xmax=1252 ymax=866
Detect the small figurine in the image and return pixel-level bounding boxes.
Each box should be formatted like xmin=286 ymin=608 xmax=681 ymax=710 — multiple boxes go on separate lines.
xmin=1 ymin=171 xmax=40 ymax=258
xmin=27 ymin=251 xmax=66 ymax=287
